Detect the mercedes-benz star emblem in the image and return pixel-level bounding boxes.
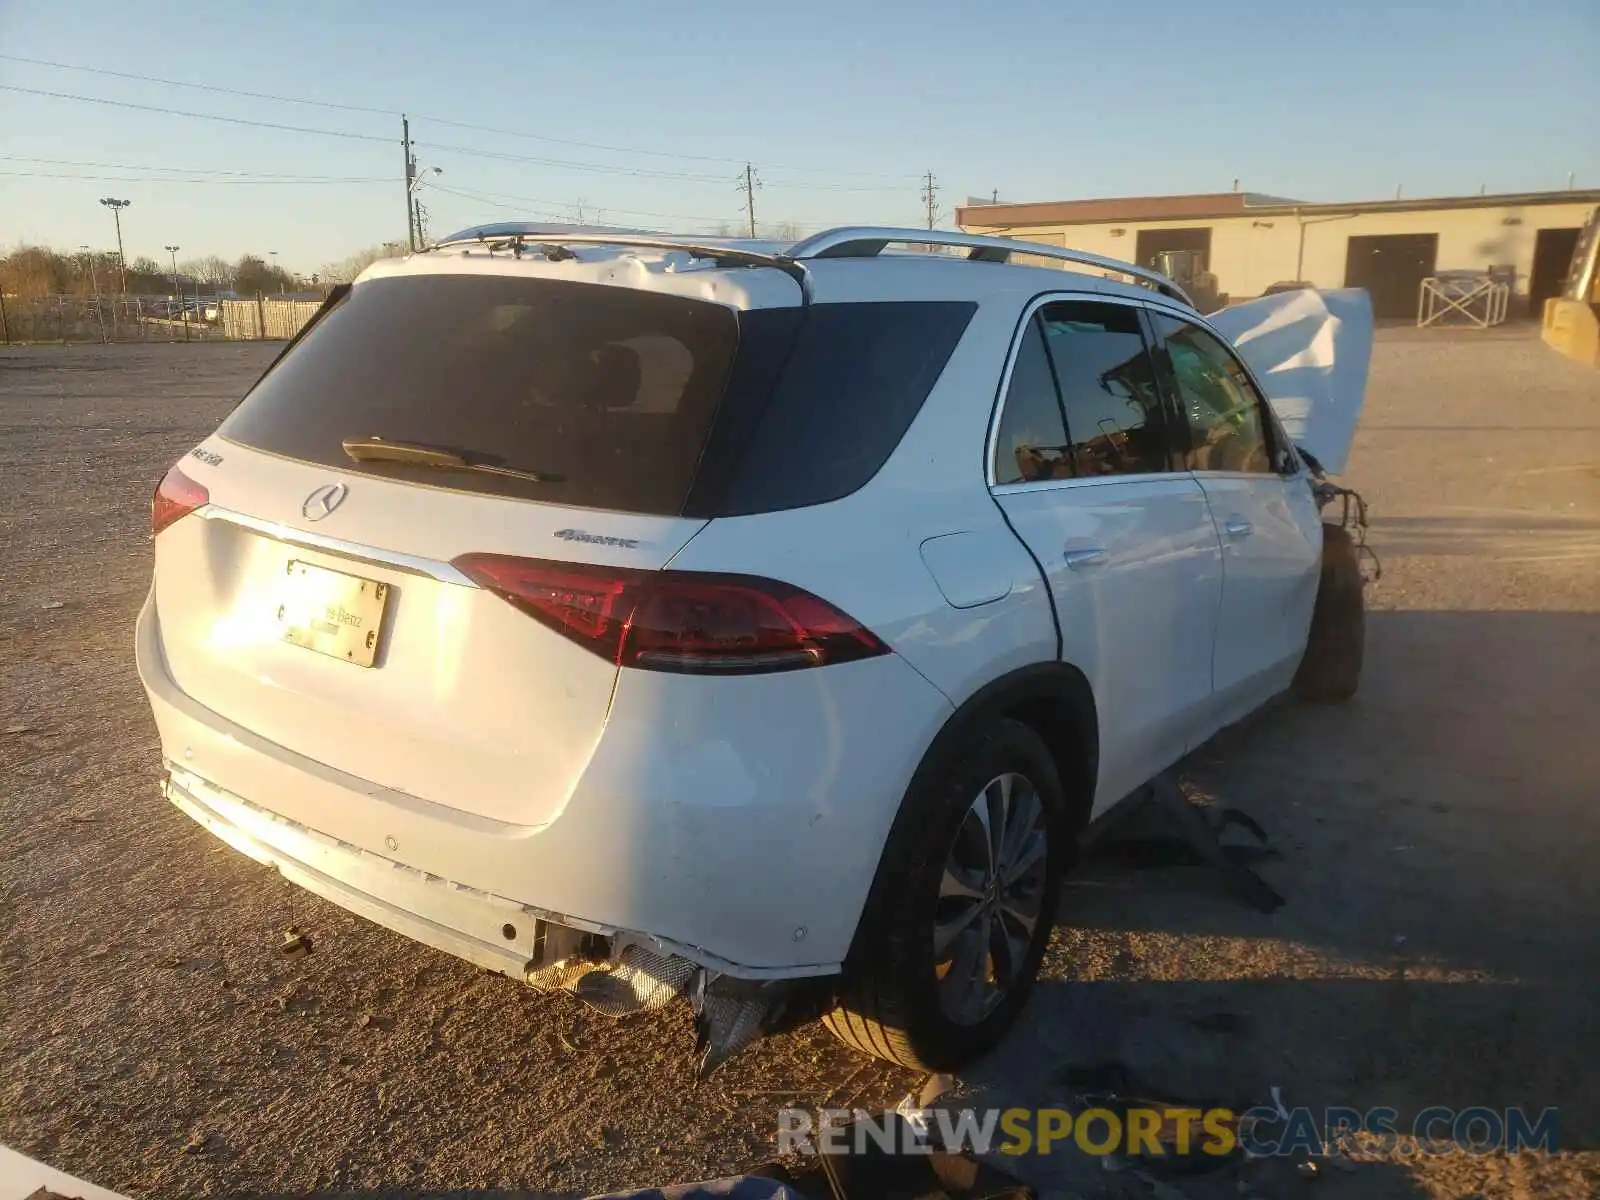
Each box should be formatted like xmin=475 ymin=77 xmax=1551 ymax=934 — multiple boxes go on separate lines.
xmin=301 ymin=483 xmax=348 ymax=522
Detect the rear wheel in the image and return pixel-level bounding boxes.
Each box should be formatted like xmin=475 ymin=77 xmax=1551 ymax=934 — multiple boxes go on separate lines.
xmin=1293 ymin=523 xmax=1365 ymax=703
xmin=823 ymin=719 xmax=1067 ymax=1070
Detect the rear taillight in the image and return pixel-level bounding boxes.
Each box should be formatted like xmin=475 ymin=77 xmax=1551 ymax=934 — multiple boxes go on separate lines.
xmin=151 ymin=465 xmax=210 ymax=537
xmin=452 ymin=554 xmax=888 ymax=675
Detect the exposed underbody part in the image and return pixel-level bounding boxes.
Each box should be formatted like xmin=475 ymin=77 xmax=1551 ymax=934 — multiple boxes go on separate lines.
xmin=163 ymin=760 xmax=820 ymax=1074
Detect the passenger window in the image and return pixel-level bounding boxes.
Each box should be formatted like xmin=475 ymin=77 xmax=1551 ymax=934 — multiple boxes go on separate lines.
xmin=1037 ymin=301 xmax=1171 ymax=477
xmin=992 ymin=318 xmax=1071 ymax=484
xmin=1151 ymin=315 xmax=1274 ymax=474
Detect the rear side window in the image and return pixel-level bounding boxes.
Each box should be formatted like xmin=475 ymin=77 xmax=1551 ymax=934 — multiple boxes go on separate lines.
xmin=221 ymin=275 xmax=743 ymax=516
xmin=992 ymin=318 xmax=1071 ymax=484
xmin=708 ymin=301 xmax=976 ymax=516
xmin=1037 ymin=300 xmax=1171 ymax=477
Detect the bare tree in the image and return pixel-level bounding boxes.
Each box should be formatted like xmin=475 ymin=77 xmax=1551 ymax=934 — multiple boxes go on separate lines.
xmin=181 ymin=255 xmax=233 ymax=290
xmin=318 ymin=244 xmax=404 ymax=285
xmin=761 ymin=220 xmax=806 ymax=243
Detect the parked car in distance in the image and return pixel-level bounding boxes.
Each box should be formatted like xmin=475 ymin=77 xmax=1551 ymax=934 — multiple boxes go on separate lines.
xmin=138 ymin=225 xmax=1370 ymax=1071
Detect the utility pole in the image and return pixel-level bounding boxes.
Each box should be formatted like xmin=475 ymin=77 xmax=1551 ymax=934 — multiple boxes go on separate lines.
xmin=402 ymin=114 xmax=417 ymax=252
xmin=99 ymin=198 xmax=130 ymax=294
xmin=739 ymin=163 xmax=760 ymax=238
xmin=922 ymin=170 xmax=940 ymax=230
xmin=408 ymin=165 xmax=440 ymax=247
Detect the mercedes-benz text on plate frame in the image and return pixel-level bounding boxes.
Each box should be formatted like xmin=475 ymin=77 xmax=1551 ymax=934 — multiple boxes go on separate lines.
xmin=277 ymin=560 xmax=389 ymax=667
xmin=302 ymin=482 xmax=348 ymax=522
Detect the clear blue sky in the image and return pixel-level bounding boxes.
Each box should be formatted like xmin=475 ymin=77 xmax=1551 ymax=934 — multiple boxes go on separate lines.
xmin=2 ymin=0 xmax=1595 ymax=275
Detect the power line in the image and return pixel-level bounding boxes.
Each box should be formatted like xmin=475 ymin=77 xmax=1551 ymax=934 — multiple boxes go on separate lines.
xmin=414 ymin=140 xmax=733 ymax=183
xmin=0 ymin=52 xmax=397 ymax=116
xmin=0 ymin=52 xmax=924 ymax=181
xmin=424 ymin=180 xmax=736 ymax=226
xmin=0 ymin=86 xmax=738 ymax=184
xmin=426 ymin=182 xmax=571 ymax=221
xmin=0 ymin=169 xmax=390 ymax=185
xmin=413 ymin=113 xmax=920 ymax=180
xmin=0 ymin=84 xmax=394 ymax=143
xmin=0 ymin=83 xmax=729 ymax=182
xmin=0 ymin=153 xmax=359 ymax=176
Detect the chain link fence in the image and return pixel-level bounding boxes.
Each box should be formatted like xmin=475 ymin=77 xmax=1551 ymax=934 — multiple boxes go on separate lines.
xmin=0 ymin=293 xmax=324 ymax=345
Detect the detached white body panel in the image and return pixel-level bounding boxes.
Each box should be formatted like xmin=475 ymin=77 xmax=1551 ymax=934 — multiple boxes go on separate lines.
xmin=1211 ymin=287 xmax=1374 ymax=475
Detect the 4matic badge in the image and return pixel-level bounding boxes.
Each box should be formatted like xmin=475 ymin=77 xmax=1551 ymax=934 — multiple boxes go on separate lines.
xmin=554 ymin=528 xmax=640 ymax=549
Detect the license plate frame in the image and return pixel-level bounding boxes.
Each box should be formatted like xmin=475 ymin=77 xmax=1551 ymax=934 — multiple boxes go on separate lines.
xmin=277 ymin=560 xmax=390 ymax=668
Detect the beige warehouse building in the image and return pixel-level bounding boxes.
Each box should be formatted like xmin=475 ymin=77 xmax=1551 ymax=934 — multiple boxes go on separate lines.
xmin=957 ymin=189 xmax=1599 ymax=318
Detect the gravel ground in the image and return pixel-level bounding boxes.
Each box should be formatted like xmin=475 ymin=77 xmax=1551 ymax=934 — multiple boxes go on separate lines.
xmin=1 ymin=331 xmax=1597 ymax=1200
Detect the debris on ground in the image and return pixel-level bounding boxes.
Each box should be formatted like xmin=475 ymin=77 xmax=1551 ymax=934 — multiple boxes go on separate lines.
xmin=1084 ymin=773 xmax=1283 ymax=912
xmin=279 ymin=926 xmax=312 ymax=957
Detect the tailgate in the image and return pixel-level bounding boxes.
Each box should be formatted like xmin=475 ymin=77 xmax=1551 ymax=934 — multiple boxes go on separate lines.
xmin=154 ymin=441 xmax=705 ymax=828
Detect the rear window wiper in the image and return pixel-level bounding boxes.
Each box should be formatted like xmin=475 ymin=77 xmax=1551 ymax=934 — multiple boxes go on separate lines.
xmin=341 ymin=437 xmax=563 ymax=484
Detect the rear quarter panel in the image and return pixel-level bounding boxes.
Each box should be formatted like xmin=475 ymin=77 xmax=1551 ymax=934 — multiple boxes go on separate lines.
xmin=668 ymin=290 xmax=1057 ymax=707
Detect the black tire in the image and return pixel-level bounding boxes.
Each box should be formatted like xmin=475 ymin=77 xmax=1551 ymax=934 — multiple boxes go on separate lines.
xmin=822 ymin=718 xmax=1069 ymax=1071
xmin=1293 ymin=523 xmax=1365 ymax=703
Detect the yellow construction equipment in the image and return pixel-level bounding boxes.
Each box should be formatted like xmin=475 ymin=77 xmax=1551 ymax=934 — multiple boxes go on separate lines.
xmin=1542 ymin=205 xmax=1600 ymax=366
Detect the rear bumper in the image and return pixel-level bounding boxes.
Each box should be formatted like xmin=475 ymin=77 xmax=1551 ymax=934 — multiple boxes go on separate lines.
xmin=164 ymin=766 xmax=549 ymax=978
xmin=136 ymin=588 xmax=952 ymax=977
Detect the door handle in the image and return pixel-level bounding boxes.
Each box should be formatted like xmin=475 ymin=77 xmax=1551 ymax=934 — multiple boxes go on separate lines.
xmin=1224 ymin=518 xmax=1254 ymax=538
xmin=1064 ymin=546 xmax=1107 ymax=568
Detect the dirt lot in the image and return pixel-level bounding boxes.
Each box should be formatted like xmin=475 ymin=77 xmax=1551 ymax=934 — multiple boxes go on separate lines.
xmin=2 ymin=330 xmax=1597 ymax=1200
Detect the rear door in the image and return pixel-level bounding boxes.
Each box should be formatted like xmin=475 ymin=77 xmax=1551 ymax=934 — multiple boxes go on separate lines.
xmin=989 ymin=297 xmax=1222 ymax=812
xmin=153 ymin=272 xmax=758 ymax=828
xmin=1147 ymin=311 xmax=1321 ymax=726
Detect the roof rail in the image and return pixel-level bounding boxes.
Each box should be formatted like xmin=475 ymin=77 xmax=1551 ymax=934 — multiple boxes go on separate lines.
xmin=424 ymin=221 xmax=1192 ymax=307
xmin=785 ymin=226 xmax=1195 ymax=306
xmin=428 ymin=222 xmax=804 ymax=281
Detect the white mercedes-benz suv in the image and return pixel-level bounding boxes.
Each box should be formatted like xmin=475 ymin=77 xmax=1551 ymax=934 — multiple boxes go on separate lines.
xmin=137 ymin=225 xmax=1370 ymax=1071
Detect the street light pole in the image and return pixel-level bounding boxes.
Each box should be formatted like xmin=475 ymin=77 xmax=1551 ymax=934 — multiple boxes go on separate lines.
xmin=269 ymin=250 xmax=283 ymax=295
xmin=99 ymin=198 xmax=130 ymax=295
xmin=165 ymin=245 xmax=187 ymax=341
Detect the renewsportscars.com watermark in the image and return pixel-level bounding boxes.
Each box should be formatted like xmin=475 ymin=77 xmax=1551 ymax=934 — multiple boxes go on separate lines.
xmin=777 ymin=1105 xmax=1560 ymax=1159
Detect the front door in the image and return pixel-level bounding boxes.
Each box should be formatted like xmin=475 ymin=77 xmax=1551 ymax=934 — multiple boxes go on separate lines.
xmin=1147 ymin=311 xmax=1322 ymax=731
xmin=989 ymin=298 xmax=1223 ymax=812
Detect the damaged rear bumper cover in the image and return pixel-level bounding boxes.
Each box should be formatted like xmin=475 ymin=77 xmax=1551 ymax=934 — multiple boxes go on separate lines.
xmin=164 ymin=766 xmax=825 ymax=1069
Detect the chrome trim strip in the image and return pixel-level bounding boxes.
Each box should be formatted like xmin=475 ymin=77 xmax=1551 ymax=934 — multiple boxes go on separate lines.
xmin=195 ymin=504 xmax=476 ymax=586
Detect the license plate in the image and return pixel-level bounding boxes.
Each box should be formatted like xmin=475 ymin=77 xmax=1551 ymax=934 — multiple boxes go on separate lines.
xmin=277 ymin=561 xmax=390 ymax=667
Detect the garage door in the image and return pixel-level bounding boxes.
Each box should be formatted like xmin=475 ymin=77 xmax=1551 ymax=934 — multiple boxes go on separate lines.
xmin=1136 ymin=227 xmax=1213 ymax=270
xmin=1344 ymin=234 xmax=1438 ymax=319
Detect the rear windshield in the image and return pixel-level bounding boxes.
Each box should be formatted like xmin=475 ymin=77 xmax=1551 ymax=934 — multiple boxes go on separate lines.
xmin=220 ymin=274 xmax=973 ymax=516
